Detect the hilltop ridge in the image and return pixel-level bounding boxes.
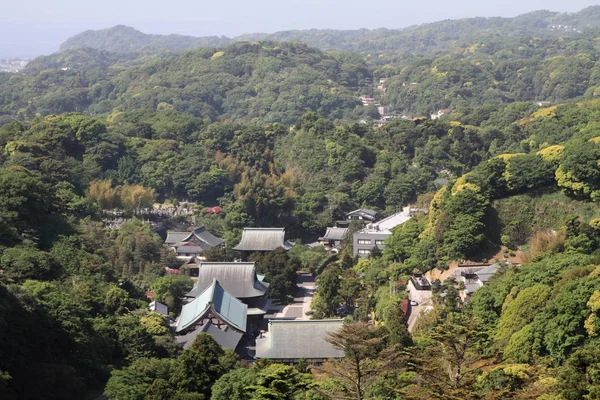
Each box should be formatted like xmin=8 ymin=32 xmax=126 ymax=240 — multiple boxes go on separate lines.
xmin=59 ymin=6 xmax=600 ymax=54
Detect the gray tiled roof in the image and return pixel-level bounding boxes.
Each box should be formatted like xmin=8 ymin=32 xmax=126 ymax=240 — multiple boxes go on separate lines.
xmin=476 ymin=263 xmax=502 ymax=283
xmin=186 ymin=262 xmax=269 ymax=299
xmin=233 ymin=228 xmax=293 ymax=251
xmin=175 ymin=241 xmax=211 ymax=255
xmin=177 ymin=278 xmax=247 ymax=333
xmin=165 ymin=231 xmax=192 ymax=245
xmin=175 ymin=322 xmax=243 ymax=350
xmin=346 ymin=208 xmax=377 ymax=220
xmin=319 ymin=227 xmax=348 ymax=241
xmin=256 ymin=319 xmax=345 ymax=360
xmin=165 ymin=226 xmax=224 ymax=248
xmin=193 ymin=226 xmax=225 ymax=247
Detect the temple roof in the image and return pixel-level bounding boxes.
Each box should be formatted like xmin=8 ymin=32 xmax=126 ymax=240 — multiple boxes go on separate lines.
xmin=175 ymin=322 xmax=243 ymax=350
xmin=233 ymin=228 xmax=293 ymax=251
xmin=318 ymin=227 xmax=348 ymax=241
xmin=185 ymin=262 xmax=269 ymax=299
xmin=256 ymin=319 xmax=345 ymax=360
xmin=176 ymin=278 xmax=247 ymax=333
xmin=165 ymin=226 xmax=225 ymax=247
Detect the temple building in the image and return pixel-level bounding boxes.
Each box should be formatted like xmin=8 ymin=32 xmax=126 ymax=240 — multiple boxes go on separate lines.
xmin=184 ymin=262 xmax=270 ymax=333
xmin=164 ymin=226 xmax=224 ymax=259
xmin=255 ymin=319 xmax=345 ymax=364
xmin=233 ymin=228 xmax=294 ymax=255
xmin=175 ymin=279 xmax=247 ymax=350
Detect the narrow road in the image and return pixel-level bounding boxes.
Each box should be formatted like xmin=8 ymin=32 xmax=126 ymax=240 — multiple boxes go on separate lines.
xmin=275 ymin=273 xmax=315 ymax=320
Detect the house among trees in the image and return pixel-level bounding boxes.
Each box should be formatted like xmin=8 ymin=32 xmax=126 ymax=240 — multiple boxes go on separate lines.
xmin=255 ymin=319 xmax=345 ymax=364
xmin=353 ymin=206 xmax=417 ymax=257
xmin=346 ymin=208 xmax=377 ymax=222
xmin=184 ymin=262 xmax=270 ymax=333
xmin=164 ymin=226 xmax=224 ymax=259
xmin=175 ymin=279 xmax=247 ymax=350
xmin=318 ymin=227 xmax=348 ymax=251
xmin=458 ymin=263 xmax=503 ymax=300
xmin=148 ymin=301 xmax=168 ymax=316
xmin=233 ymin=228 xmax=294 ymax=254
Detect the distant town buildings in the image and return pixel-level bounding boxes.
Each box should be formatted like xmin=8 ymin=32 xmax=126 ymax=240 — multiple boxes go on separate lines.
xmin=0 ymin=59 xmax=29 ymax=72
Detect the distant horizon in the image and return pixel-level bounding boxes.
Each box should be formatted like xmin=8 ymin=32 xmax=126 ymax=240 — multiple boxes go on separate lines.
xmin=0 ymin=1 xmax=597 ymax=59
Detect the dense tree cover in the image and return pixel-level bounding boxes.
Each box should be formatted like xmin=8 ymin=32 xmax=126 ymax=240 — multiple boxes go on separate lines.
xmin=6 ymin=12 xmax=600 ymax=126
xmin=1 ymin=41 xmax=369 ymax=125
xmin=7 ymin=12 xmax=600 ymax=399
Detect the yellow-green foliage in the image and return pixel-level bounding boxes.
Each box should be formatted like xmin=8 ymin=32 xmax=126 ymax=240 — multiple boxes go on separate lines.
xmin=495 ymin=284 xmax=552 ymax=350
xmin=211 ymin=51 xmax=224 ymax=59
xmin=517 ymin=106 xmax=558 ymax=125
xmin=590 ymin=136 xmax=600 ymax=144
xmin=420 ymin=185 xmax=447 ymax=239
xmin=495 ymin=153 xmax=526 ymax=161
xmin=585 ymin=291 xmax=600 ymax=336
xmin=494 ymin=153 xmax=526 ymax=188
xmin=556 ymin=166 xmax=592 ymax=197
xmin=537 ymin=145 xmax=564 ymax=163
xmin=452 ymin=174 xmax=480 ymax=194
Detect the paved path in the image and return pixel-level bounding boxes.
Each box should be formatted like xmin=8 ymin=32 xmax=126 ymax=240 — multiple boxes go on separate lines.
xmin=274 ymin=273 xmax=315 ymax=320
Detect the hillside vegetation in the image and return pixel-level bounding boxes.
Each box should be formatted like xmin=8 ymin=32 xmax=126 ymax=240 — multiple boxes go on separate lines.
xmin=61 ymin=7 xmax=600 ymax=54
xmin=4 ymin=8 xmax=600 ymax=400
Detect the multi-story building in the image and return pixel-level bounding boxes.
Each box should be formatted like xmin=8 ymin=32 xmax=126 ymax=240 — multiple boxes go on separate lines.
xmin=352 ymin=206 xmax=417 ymax=257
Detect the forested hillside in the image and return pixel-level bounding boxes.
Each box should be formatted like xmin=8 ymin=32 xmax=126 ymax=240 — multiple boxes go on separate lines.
xmin=4 ymin=16 xmax=600 ymax=124
xmin=5 ymin=7 xmax=600 ymax=400
xmin=0 ymin=41 xmax=369 ymax=125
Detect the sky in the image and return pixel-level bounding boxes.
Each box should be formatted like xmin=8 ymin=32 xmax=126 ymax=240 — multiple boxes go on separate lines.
xmin=0 ymin=0 xmax=597 ymax=59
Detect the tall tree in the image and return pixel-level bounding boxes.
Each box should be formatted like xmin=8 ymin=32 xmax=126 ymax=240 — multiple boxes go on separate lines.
xmin=318 ymin=322 xmax=402 ymax=400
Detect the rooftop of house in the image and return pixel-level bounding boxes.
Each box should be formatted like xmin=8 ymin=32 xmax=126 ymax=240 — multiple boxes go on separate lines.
xmin=318 ymin=227 xmax=348 ymax=242
xmin=255 ymin=319 xmax=345 ymax=360
xmin=176 ymin=278 xmax=247 ymax=333
xmin=346 ymin=208 xmax=377 ymax=221
xmin=475 ymin=263 xmax=502 ymax=283
xmin=357 ymin=206 xmax=416 ymax=235
xmin=233 ymin=228 xmax=293 ymax=251
xmin=185 ymin=262 xmax=269 ymax=299
xmin=149 ymin=301 xmax=168 ymax=316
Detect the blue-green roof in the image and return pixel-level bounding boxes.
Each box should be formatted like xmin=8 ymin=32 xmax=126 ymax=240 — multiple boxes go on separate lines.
xmin=176 ymin=279 xmax=247 ymax=333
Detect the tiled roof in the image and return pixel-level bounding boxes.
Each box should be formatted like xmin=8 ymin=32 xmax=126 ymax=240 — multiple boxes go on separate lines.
xmin=256 ymin=320 xmax=345 ymax=360
xmin=175 ymin=322 xmax=243 ymax=350
xmin=165 ymin=231 xmax=192 ymax=245
xmin=476 ymin=263 xmax=502 ymax=283
xmin=186 ymin=262 xmax=269 ymax=299
xmin=176 ymin=278 xmax=247 ymax=333
xmin=233 ymin=228 xmax=293 ymax=251
xmin=347 ymin=208 xmax=377 ymax=220
xmin=319 ymin=227 xmax=348 ymax=241
xmin=193 ymin=226 xmax=225 ymax=247
xmin=165 ymin=226 xmax=224 ymax=248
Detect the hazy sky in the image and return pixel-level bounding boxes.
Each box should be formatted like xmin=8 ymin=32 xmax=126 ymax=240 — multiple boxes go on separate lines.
xmin=0 ymin=0 xmax=597 ymax=58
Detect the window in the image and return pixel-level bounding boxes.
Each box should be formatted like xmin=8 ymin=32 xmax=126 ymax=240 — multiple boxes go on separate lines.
xmin=357 ymin=239 xmax=371 ymax=245
xmin=358 ymin=249 xmax=371 ymax=255
xmin=375 ymin=240 xmax=385 ymax=245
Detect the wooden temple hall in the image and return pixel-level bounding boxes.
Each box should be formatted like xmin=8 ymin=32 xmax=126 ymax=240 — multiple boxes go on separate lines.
xmin=175 ymin=279 xmax=248 ymax=350
xmin=178 ymin=262 xmax=271 ymax=345
xmin=233 ymin=228 xmax=294 ymax=258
